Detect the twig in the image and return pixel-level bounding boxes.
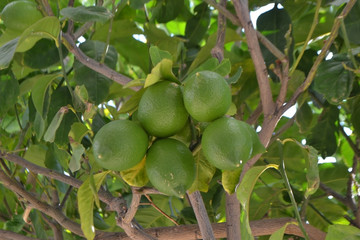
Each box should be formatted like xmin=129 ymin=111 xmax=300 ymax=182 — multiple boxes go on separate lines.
xmin=290 ymin=0 xmax=322 ymax=75
xmin=281 ymin=0 xmax=357 ymax=115
xmin=204 ymin=0 xmax=286 ymax=61
xmin=62 ymin=32 xmax=141 ymax=91
xmin=211 ymin=0 xmax=226 ymax=62
xmin=123 ymin=189 xmax=141 ymax=224
xmin=0 ymin=168 xmax=85 ymax=237
xmin=144 ymin=195 xmax=179 ymax=226
xmin=319 ymin=182 xmax=357 ymax=212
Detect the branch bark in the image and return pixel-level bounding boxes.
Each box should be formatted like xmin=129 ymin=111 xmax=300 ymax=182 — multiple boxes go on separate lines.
xmin=0 ymin=230 xmax=41 ymax=240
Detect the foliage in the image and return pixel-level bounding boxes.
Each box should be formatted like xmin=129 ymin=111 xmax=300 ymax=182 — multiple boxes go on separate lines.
xmin=0 ymin=0 xmax=360 ymax=239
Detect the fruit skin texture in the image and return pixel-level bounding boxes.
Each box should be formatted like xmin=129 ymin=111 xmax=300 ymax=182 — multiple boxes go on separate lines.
xmin=146 ymin=138 xmax=195 ymax=197
xmin=138 ymin=81 xmax=189 ymax=137
xmin=182 ymin=71 xmax=231 ymax=122
xmin=202 ymin=117 xmax=253 ymax=170
xmin=93 ymin=120 xmax=149 ymax=171
xmin=1 ymin=1 xmax=43 ymax=32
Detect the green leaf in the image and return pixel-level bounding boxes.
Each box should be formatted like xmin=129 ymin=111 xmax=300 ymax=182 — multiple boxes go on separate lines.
xmin=69 ymin=122 xmax=90 ymax=144
xmin=78 ymin=171 xmax=109 ymax=240
xmin=237 ymin=164 xmax=279 ymax=240
xmin=269 ymin=222 xmax=297 ymax=240
xmin=30 ymin=211 xmax=47 ymax=239
xmin=74 ymin=40 xmax=118 ymax=104
xmin=144 ymin=59 xmax=179 ymax=88
xmin=23 ymin=144 xmax=48 ymax=168
xmin=326 ymin=224 xmax=360 ymax=240
xmin=0 ymin=73 xmax=19 ymax=116
xmin=185 ymin=2 xmax=210 ymax=47
xmin=304 ymin=146 xmax=320 ymax=198
xmin=44 ymin=107 xmax=68 ymax=142
xmin=144 ymin=23 xmax=182 ymax=62
xmin=295 ymin=102 xmax=313 ymax=133
xmin=34 ymin=112 xmax=46 ymax=141
xmin=4 ymin=215 xmax=25 ymax=233
xmin=188 ymin=149 xmax=216 ymax=193
xmin=222 ymin=168 xmax=241 ymax=194
xmin=69 ymin=143 xmax=85 ymax=173
xmin=313 ymin=54 xmax=354 ymax=104
xmin=307 ymin=105 xmax=339 ymax=158
xmin=23 ymin=38 xmax=68 ymax=69
xmin=341 ymin=1 xmax=360 ymax=44
xmin=257 ymin=4 xmax=293 ymax=77
xmin=351 ymin=96 xmax=360 ymax=135
xmin=226 ymin=67 xmax=243 ymax=85
xmin=0 ymin=38 xmax=19 ymax=70
xmin=149 ymin=46 xmax=172 ymax=66
xmin=60 ymin=6 xmax=113 ymax=23
xmin=120 ymin=157 xmax=148 ymax=187
xmin=118 ymin=88 xmax=145 ymax=114
xmin=152 ymin=0 xmax=184 ymax=23
xmin=31 ymin=74 xmax=62 ymax=117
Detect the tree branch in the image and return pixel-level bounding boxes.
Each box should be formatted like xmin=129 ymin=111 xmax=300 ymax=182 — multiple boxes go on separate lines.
xmin=0 ymin=229 xmax=40 ymax=240
xmin=61 ymin=32 xmax=140 ymax=91
xmin=280 ymin=0 xmax=357 ymax=115
xmin=187 ymin=191 xmax=215 ymax=240
xmin=231 ymin=0 xmax=274 ymax=116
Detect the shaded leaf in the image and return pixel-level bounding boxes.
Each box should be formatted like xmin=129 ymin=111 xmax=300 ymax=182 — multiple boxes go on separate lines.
xmin=61 ymin=6 xmax=113 ymax=23
xmin=185 ymin=2 xmax=210 ymax=47
xmin=23 ymin=144 xmax=48 ymax=168
xmin=69 ymin=143 xmax=85 ymax=173
xmin=351 ymin=96 xmax=360 ymax=135
xmin=341 ymin=1 xmax=360 ymax=44
xmin=4 ymin=215 xmax=25 ymax=233
xmin=74 ymin=40 xmax=118 ymax=104
xmin=313 ymin=54 xmax=354 ymax=104
xmin=0 ymin=73 xmax=19 ymax=116
xmin=0 ymin=38 xmax=19 ymax=70
xmin=226 ymin=67 xmax=243 ymax=85
xmin=304 ymin=146 xmax=319 ymax=198
xmin=152 ymin=0 xmax=184 ymax=23
xmin=269 ymin=222 xmax=298 ymax=240
xmin=118 ymin=88 xmax=145 ymax=114
xmin=307 ymin=105 xmax=339 ymax=158
xmin=295 ymin=102 xmax=313 ymax=133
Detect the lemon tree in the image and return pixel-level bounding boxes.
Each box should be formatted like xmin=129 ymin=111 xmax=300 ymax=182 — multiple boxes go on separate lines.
xmin=0 ymin=1 xmax=359 ymax=240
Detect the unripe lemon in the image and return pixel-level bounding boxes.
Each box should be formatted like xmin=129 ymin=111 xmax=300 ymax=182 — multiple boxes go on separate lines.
xmin=138 ymin=81 xmax=189 ymax=137
xmin=93 ymin=120 xmax=149 ymax=171
xmin=202 ymin=117 xmax=253 ymax=170
xmin=1 ymin=1 xmax=43 ymax=32
xmin=182 ymin=71 xmax=231 ymax=122
xmin=146 ymin=138 xmax=195 ymax=197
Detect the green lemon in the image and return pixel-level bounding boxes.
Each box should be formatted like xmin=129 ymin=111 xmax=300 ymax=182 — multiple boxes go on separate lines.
xmin=138 ymin=81 xmax=189 ymax=137
xmin=202 ymin=117 xmax=253 ymax=170
xmin=1 ymin=1 xmax=43 ymax=32
xmin=182 ymin=71 xmax=231 ymax=122
xmin=93 ymin=120 xmax=149 ymax=171
xmin=146 ymin=138 xmax=195 ymax=197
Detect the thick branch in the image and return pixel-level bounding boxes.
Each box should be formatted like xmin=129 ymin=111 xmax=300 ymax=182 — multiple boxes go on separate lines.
xmin=98 ymin=218 xmax=325 ymax=240
xmin=0 ymin=230 xmax=40 ymax=240
xmin=187 ymin=191 xmax=215 ymax=240
xmin=231 ymin=0 xmax=274 ymax=116
xmin=281 ymin=0 xmax=357 ymax=115
xmin=62 ymin=33 xmax=140 ymax=91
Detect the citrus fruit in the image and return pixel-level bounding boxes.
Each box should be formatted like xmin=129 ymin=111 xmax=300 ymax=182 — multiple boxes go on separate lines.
xmin=146 ymin=138 xmax=195 ymax=197
xmin=201 ymin=117 xmax=254 ymax=170
xmin=138 ymin=81 xmax=189 ymax=137
xmin=93 ymin=120 xmax=149 ymax=171
xmin=182 ymin=71 xmax=231 ymax=122
xmin=1 ymin=1 xmax=43 ymax=32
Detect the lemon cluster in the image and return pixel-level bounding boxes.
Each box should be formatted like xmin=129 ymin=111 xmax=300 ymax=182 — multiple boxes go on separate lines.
xmin=93 ymin=70 xmax=263 ymax=196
